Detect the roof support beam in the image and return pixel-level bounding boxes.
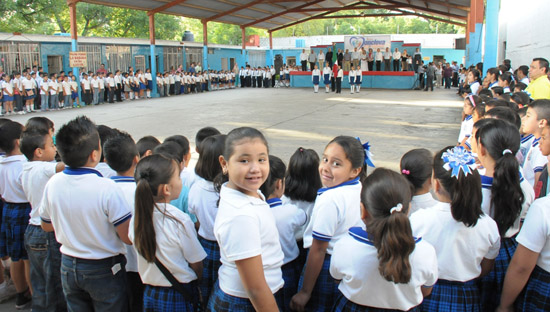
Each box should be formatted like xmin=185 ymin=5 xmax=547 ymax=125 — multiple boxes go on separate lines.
xmin=313 ymin=13 xmax=410 ymax=19
xmin=379 ymin=0 xmax=467 ymax=20
xmin=291 ymin=4 xmax=399 ymax=12
xmin=392 ymin=8 xmax=466 ymax=27
xmin=205 ymin=0 xmax=265 ymax=22
xmin=243 ymin=0 xmax=325 ymax=28
xmin=148 ymin=0 xmax=188 ymax=15
xmin=422 ymin=0 xmax=470 ymax=12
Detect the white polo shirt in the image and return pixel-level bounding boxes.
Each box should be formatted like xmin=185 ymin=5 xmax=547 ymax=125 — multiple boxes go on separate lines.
xmin=181 ymin=167 xmax=198 ymax=189
xmin=481 ymin=175 xmax=535 ymax=238
xmin=129 ymin=203 xmax=206 ymax=286
xmin=49 ymin=80 xmax=58 ymax=95
xmin=95 ymin=162 xmax=116 ymax=178
xmin=144 ymin=73 xmax=152 ymax=81
xmin=21 ymin=161 xmax=58 ymax=226
xmin=0 ymin=155 xmax=28 ymax=203
xmin=22 ymin=78 xmax=33 ymax=90
xmin=282 ymin=196 xmax=315 ymax=240
xmin=330 ymin=226 xmax=438 ymax=310
xmin=518 ymin=134 xmax=535 ymax=166
xmin=458 ymin=115 xmax=474 ymax=144
xmin=267 ymin=198 xmax=307 ymax=264
xmin=410 ymin=192 xmax=439 ymax=215
xmin=523 ymin=138 xmax=548 ymax=187
xmin=214 ymin=184 xmax=284 ymax=298
xmin=39 ymin=167 xmax=132 ymax=259
xmin=410 ymin=202 xmax=500 ymax=281
xmin=303 ymin=178 xmax=362 ymax=254
xmin=111 ymin=176 xmax=138 ymax=273
xmin=517 ymin=196 xmax=550 ymax=272
xmin=188 ymin=178 xmax=219 ymax=241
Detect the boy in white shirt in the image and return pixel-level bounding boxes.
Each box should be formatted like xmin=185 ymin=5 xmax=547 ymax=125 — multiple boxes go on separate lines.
xmin=40 ymin=116 xmax=132 ymax=311
xmin=521 ymin=100 xmax=550 ymax=187
xmin=91 ymin=74 xmax=99 ymax=105
xmin=62 ymin=76 xmax=72 ymax=108
xmin=49 ymin=74 xmax=59 ymax=109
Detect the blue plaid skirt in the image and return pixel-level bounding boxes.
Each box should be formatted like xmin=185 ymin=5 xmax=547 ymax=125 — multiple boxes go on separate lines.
xmin=206 ymin=281 xmax=284 ymax=312
xmin=515 ymin=265 xmax=550 ymax=311
xmin=332 ymin=291 xmax=420 ymax=312
xmin=143 ymin=284 xmax=196 ymax=312
xmin=324 ymin=74 xmax=331 ymax=85
xmin=421 ymin=279 xmax=480 ymax=312
xmin=147 ymin=80 xmax=153 ymax=90
xmin=298 ymin=253 xmax=338 ymax=312
xmin=349 ymin=77 xmax=355 ymax=85
xmin=313 ymin=76 xmax=320 ymax=85
xmin=0 ymin=202 xmax=31 ymax=261
xmin=282 ymin=259 xmax=301 ymax=311
xmin=198 ymin=236 xmax=221 ymax=303
xmin=479 ymin=236 xmax=517 ymax=311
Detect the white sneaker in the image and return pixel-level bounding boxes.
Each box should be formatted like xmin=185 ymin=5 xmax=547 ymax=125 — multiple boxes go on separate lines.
xmin=0 ymin=279 xmax=17 ymax=304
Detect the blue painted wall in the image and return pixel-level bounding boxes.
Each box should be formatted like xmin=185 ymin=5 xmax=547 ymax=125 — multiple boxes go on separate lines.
xmin=484 ymin=0 xmax=499 ymax=68
xmin=40 ymin=42 xmax=71 ymax=73
xmin=290 ymin=74 xmax=416 ymax=89
xmin=206 ymin=47 xmax=246 ymax=70
xmin=466 ymin=23 xmax=484 ymax=67
xmin=422 ymin=48 xmax=465 ymax=64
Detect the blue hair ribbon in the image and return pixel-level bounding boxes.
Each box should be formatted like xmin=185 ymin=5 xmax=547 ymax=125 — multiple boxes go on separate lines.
xmin=441 ymin=146 xmax=477 ymax=178
xmin=356 ymin=137 xmax=375 ymax=168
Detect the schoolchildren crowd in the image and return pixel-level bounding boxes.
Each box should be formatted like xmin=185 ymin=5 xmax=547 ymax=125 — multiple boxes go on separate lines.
xmin=1 ymin=57 xmax=550 ymax=312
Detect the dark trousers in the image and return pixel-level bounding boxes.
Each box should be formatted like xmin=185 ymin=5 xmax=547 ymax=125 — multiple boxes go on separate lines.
xmin=310 ymin=62 xmax=316 ymax=71
xmin=384 ymin=59 xmax=391 ymax=71
xmin=418 ymin=73 xmax=425 ymax=89
xmin=393 ymin=60 xmax=400 ymax=71
xmin=376 ymin=61 xmax=381 ymax=71
xmin=252 ymin=76 xmax=256 ymax=88
xmin=240 ymin=76 xmax=244 ymax=87
xmin=425 ymin=75 xmax=434 ymax=91
xmin=246 ymin=76 xmax=251 ymax=87
xmin=331 ymin=77 xmax=336 ymax=92
xmin=328 ymin=60 xmax=333 ymax=68
xmin=452 ymin=72 xmax=459 ymax=87
xmin=175 ymin=81 xmax=181 ymax=95
xmin=108 ymin=88 xmax=115 ymax=103
xmin=258 ymin=77 xmax=263 ymax=88
xmin=336 ymin=77 xmax=342 ymax=93
xmin=272 ymin=76 xmax=275 ymax=87
xmin=444 ymin=77 xmax=452 ymax=89
xmin=368 ymin=61 xmax=374 ymax=71
xmin=116 ymin=84 xmax=122 ymax=102
xmin=301 ymin=61 xmax=307 ymax=71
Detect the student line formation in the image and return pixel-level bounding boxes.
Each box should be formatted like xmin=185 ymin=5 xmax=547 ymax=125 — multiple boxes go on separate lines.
xmin=1 ymin=56 xmax=550 ymax=312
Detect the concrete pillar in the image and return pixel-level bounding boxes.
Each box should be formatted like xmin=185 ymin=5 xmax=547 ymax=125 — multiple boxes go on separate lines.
xmin=484 ymin=0 xmax=500 ymax=67
xmin=68 ymin=0 xmax=81 ymax=103
xmin=466 ymin=0 xmax=484 ymax=67
xmin=268 ymin=31 xmax=274 ymax=67
xmin=202 ymin=21 xmax=208 ymax=71
xmin=148 ymin=13 xmax=158 ymax=97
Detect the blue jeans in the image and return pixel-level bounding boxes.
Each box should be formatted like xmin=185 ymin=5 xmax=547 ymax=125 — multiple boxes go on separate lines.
xmin=24 ymin=225 xmax=66 ymax=312
xmin=61 ymin=254 xmax=128 ymax=312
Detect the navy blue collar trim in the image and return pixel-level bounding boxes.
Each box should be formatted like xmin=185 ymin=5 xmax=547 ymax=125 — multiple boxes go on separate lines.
xmin=63 ymin=167 xmax=103 ymax=177
xmin=533 ymin=137 xmax=541 ymax=147
xmin=318 ymin=177 xmax=360 ymax=196
xmin=348 ymin=227 xmax=421 ymax=246
xmin=111 ymin=176 xmax=135 ymax=183
xmin=465 ymin=115 xmax=473 ymax=121
xmin=481 ymin=175 xmax=493 ymax=189
xmin=521 ymin=134 xmax=534 ymax=144
xmin=266 ymin=198 xmax=282 ymax=208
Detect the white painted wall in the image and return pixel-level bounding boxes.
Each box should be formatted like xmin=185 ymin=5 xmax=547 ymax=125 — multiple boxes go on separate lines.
xmin=498 ymin=0 xmax=550 ymax=67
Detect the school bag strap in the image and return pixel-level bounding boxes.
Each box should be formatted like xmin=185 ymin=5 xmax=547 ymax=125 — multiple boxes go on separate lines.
xmin=154 ymin=257 xmax=203 ymax=312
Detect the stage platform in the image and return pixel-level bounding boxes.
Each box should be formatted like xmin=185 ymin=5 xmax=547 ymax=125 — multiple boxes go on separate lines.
xmin=290 ymin=71 xmax=417 ymax=90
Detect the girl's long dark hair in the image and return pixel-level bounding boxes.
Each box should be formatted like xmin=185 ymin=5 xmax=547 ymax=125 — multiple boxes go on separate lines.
xmin=284 ymin=147 xmax=322 ymax=202
xmin=328 ymin=136 xmax=368 ymax=183
xmin=433 ymin=146 xmax=483 ymax=227
xmin=195 ymin=134 xmax=226 ymax=182
xmin=475 ymin=119 xmax=523 ymax=236
xmin=400 ymin=148 xmax=433 ymax=192
xmin=362 ymin=168 xmax=415 ymax=284
xmin=260 ymin=155 xmax=286 ymax=198
xmin=134 ymin=154 xmax=179 ymax=263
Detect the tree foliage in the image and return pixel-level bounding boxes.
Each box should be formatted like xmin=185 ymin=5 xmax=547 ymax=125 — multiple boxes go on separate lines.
xmin=0 ymin=1 xmax=462 ymax=43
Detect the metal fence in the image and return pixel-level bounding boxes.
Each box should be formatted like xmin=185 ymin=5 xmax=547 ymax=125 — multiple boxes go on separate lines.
xmin=105 ymin=45 xmax=131 ymax=73
xmin=163 ymin=46 xmax=183 ymax=72
xmin=0 ymin=42 xmax=40 ymax=75
xmin=78 ymin=44 xmax=102 ymax=73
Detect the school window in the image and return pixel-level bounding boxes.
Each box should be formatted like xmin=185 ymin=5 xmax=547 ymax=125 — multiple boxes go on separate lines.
xmin=78 ymin=44 xmax=101 ymax=73
xmin=248 ymin=50 xmax=266 ymax=68
xmin=185 ymin=47 xmax=202 ymax=71
xmin=0 ymin=42 xmax=40 ymax=75
xmin=105 ymin=45 xmax=131 ymax=73
xmin=163 ymin=46 xmax=183 ymax=72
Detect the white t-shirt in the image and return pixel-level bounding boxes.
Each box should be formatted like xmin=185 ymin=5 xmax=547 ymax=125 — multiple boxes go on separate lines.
xmin=330 ymin=226 xmax=438 ymax=310
xmin=62 ymin=81 xmax=71 ymax=94
xmin=49 ymin=81 xmax=58 ymax=95
xmin=39 ymin=167 xmax=132 ymax=259
xmin=470 ymin=81 xmax=480 ymax=95
xmin=145 ymin=73 xmax=152 ymax=81
xmin=98 ymin=78 xmax=104 ymax=89
xmin=0 ymin=155 xmax=28 ymax=203
xmin=517 ymin=196 xmax=550 ymax=272
xmin=91 ymin=78 xmax=99 ymax=88
xmin=458 ymin=115 xmax=474 ymax=144
xmin=181 ymin=166 xmax=198 ymax=189
xmin=2 ymin=81 xmax=14 ymax=96
xmin=267 ymin=198 xmax=307 ymax=264
xmin=214 ymin=185 xmax=284 ymax=298
xmin=95 ymin=162 xmax=117 ymax=179
xmin=410 ymin=202 xmax=500 ymax=281
xmin=21 ymin=161 xmax=58 ymax=226
xmin=22 ymin=78 xmax=33 ymax=90
xmin=111 ymin=176 xmax=139 ymax=273
xmin=129 ymin=203 xmax=206 ymax=286
xmin=303 ymin=179 xmax=363 ymax=254
xmin=282 ymin=196 xmax=315 ymax=240
xmin=188 ymin=178 xmax=219 ymax=241
xmin=40 ymin=80 xmax=48 ymax=95
xmin=481 ymin=175 xmax=535 ymax=238
xmin=70 ymin=81 xmax=78 ymax=92
xmin=410 ymin=193 xmax=439 ymax=215
xmin=523 ymin=138 xmax=548 ymax=187
xmin=519 ymin=134 xmax=535 ymax=166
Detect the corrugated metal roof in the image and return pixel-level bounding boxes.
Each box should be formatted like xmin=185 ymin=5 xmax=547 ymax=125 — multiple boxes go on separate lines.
xmin=79 ymin=0 xmax=469 ymax=31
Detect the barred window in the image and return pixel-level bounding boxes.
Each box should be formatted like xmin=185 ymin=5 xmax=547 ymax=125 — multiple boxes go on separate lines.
xmin=248 ymin=50 xmax=266 ymax=68
xmin=163 ymin=46 xmax=183 ymax=73
xmin=78 ymin=44 xmax=101 ymax=73
xmin=105 ymin=45 xmax=131 ymax=73
xmin=0 ymin=42 xmax=40 ymax=75
xmin=185 ymin=47 xmax=202 ymax=71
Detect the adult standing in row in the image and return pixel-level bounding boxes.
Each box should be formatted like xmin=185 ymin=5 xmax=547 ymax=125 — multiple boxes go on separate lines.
xmin=526 ymin=57 xmax=550 ymax=100
xmin=367 ymin=48 xmax=375 ymax=71
xmin=318 ymin=50 xmax=325 ymax=70
xmin=300 ymin=49 xmax=308 ymax=71
xmin=326 ymin=48 xmax=334 ymax=68
xmin=401 ymin=49 xmax=409 ymax=71
xmin=383 ymin=47 xmax=392 ymax=71
xmin=343 ymin=49 xmax=351 ymax=71
xmin=413 ymin=48 xmax=422 ymax=73
xmin=360 ymin=49 xmax=368 ymax=72
xmin=337 ymin=49 xmax=344 ymax=68
xmin=352 ymin=48 xmax=360 ymax=69
xmin=375 ymin=48 xmax=383 ymax=71
xmin=393 ymin=48 xmax=401 ymax=71
xmin=308 ymin=49 xmax=317 ymax=71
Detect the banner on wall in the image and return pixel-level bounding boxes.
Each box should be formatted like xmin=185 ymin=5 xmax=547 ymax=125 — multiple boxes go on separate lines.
xmin=344 ymin=35 xmax=391 ymax=52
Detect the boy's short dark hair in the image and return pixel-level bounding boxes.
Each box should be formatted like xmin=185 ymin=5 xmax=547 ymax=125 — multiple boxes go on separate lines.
xmin=20 ymin=129 xmax=48 ymax=160
xmin=97 ymin=125 xmax=119 ymax=162
xmin=529 ymin=99 xmax=550 ymax=122
xmin=153 ymin=142 xmax=183 ymax=164
xmin=104 ymin=132 xmax=138 ymax=173
xmin=136 ymin=136 xmax=161 ymax=157
xmin=56 ymin=116 xmax=100 ymax=168
xmin=0 ymin=121 xmax=23 ymax=153
xmin=25 ymin=117 xmax=54 ymax=134
xmin=195 ymin=127 xmax=221 ymax=150
xmin=485 ymin=106 xmax=521 ymax=129
xmin=478 ymin=88 xmax=493 ymax=98
xmin=164 ymin=135 xmax=190 ymax=156
xmin=534 ymin=58 xmax=549 ymax=74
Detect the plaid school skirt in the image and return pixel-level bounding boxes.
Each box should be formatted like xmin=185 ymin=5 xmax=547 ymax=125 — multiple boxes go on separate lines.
xmin=421 ymin=279 xmax=480 ymax=312
xmin=479 ymin=236 xmax=518 ymax=311
xmin=206 ymin=281 xmax=284 ymax=312
xmin=144 ymin=284 xmax=197 ymax=312
xmin=198 ymin=236 xmax=221 ymax=302
xmin=282 ymin=259 xmax=301 ymax=311
xmin=0 ymin=202 xmax=31 ymax=261
xmin=515 ymin=265 xmax=550 ymax=311
xmin=332 ymin=291 xmax=420 ymax=312
xmin=298 ymin=253 xmax=338 ymax=312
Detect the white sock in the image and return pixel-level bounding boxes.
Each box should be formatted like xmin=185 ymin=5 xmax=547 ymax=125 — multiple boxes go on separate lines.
xmin=146 ymin=91 xmax=151 ymax=97
xmin=357 ymin=86 xmax=360 ymax=92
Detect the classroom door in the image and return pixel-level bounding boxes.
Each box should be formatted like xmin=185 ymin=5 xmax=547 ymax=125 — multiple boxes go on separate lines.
xmin=47 ymin=55 xmax=63 ymax=74
xmin=229 ymin=58 xmax=235 ymax=71
xmin=221 ymin=58 xmax=228 ymax=71
xmin=433 ymin=55 xmax=444 ymax=65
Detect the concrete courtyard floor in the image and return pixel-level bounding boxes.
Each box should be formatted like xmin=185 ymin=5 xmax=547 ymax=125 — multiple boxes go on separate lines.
xmin=1 ymin=85 xmax=462 ymax=310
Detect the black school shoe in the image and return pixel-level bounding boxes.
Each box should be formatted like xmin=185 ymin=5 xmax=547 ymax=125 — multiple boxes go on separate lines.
xmin=15 ymin=289 xmax=31 ymax=310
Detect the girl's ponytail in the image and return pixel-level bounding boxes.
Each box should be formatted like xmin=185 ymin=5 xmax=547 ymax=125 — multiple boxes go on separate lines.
xmin=362 ymin=168 xmax=415 ymax=284
xmin=134 ymin=178 xmax=157 ymax=263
